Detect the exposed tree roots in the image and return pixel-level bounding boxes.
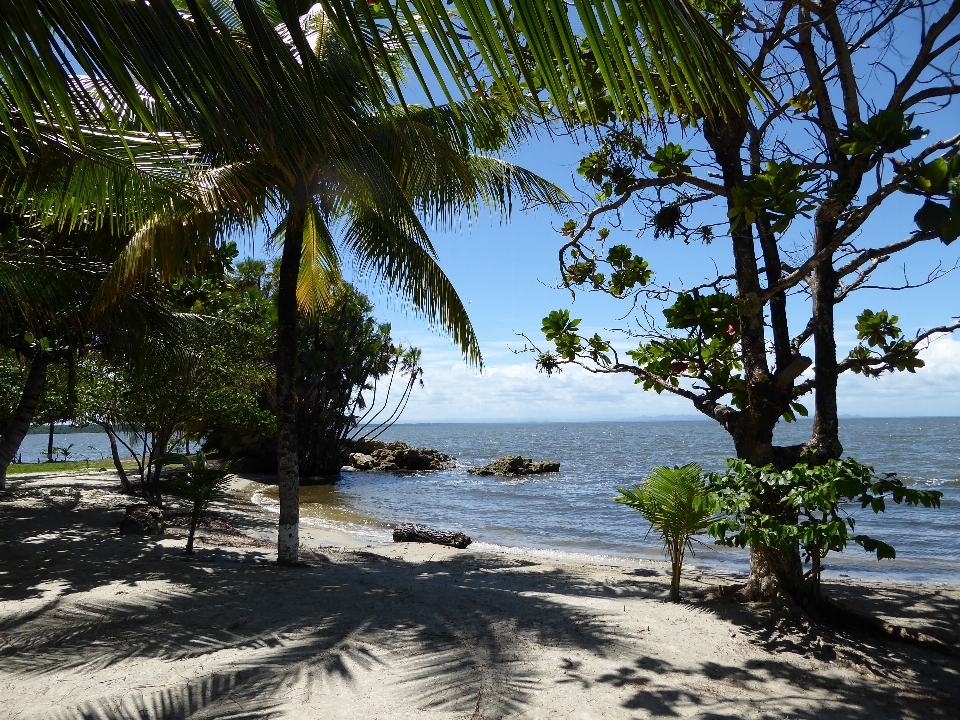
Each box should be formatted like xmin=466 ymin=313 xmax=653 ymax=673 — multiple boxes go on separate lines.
xmin=816 ymin=595 xmax=959 ymax=658
xmin=693 ymin=582 xmax=959 ymax=658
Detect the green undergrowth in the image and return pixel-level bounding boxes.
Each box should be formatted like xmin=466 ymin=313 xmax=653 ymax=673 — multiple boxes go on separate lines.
xmin=7 ymin=459 xmax=139 ymax=475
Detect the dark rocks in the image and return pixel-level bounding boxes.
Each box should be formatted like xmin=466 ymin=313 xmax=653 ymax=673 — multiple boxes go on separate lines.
xmin=345 ymin=439 xmax=455 ymax=472
xmin=469 ymin=455 xmax=560 ymax=477
xmin=393 ymin=523 xmax=472 ymax=549
xmin=119 ymin=504 xmax=164 ymax=535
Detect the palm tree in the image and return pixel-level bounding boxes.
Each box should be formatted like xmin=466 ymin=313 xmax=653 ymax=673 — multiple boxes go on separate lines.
xmin=180 ymin=7 xmax=569 ymax=563
xmin=615 ymin=463 xmax=717 ymax=602
xmin=1 ymin=1 xmax=759 ymax=154
xmin=0 ymin=1 xmax=761 ymax=564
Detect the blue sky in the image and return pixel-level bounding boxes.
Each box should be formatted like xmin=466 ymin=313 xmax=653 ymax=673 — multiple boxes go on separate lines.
xmin=320 ymin=128 xmax=960 ymax=422
xmin=241 ymin=18 xmax=960 ymax=423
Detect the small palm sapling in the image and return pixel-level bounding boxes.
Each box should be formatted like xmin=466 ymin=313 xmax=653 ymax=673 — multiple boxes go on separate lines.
xmin=616 ymin=464 xmax=718 ymax=602
xmin=163 ymin=451 xmax=233 ymax=555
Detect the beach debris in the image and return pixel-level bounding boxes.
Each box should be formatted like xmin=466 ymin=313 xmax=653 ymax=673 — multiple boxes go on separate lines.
xmin=40 ymin=487 xmax=81 ymax=510
xmin=119 ymin=504 xmax=164 ymax=535
xmin=392 ymin=523 xmax=472 ymax=549
xmin=345 ymin=439 xmax=455 ymax=472
xmin=468 ymin=455 xmax=560 ymax=477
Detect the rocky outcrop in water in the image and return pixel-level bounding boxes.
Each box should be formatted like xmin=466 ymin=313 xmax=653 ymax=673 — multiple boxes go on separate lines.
xmin=468 ymin=455 xmax=560 ymax=477
xmin=345 ymin=439 xmax=455 ymax=472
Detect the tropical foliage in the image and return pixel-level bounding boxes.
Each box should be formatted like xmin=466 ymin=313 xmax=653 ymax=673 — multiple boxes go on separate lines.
xmin=530 ymin=0 xmax=960 ymax=602
xmin=0 ymin=0 xmax=758 ymax=160
xmin=163 ymin=450 xmax=235 ymax=556
xmin=615 ymin=463 xmax=716 ymax=602
xmin=0 ymin=0 xmax=762 ymax=565
xmin=0 ymin=219 xmax=190 ymax=485
xmin=296 ymin=283 xmax=424 ymax=477
xmin=707 ymin=459 xmax=943 ymax=602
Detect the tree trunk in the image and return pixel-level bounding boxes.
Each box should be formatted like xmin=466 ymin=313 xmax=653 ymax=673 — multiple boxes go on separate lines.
xmin=705 ymin=116 xmax=806 ymax=603
xmin=744 ymin=543 xmax=812 ymax=607
xmin=101 ymin=423 xmax=132 ymax=494
xmin=808 ymin=250 xmax=843 ymax=461
xmin=186 ymin=505 xmax=201 ymax=555
xmin=275 ymin=198 xmax=307 ymax=565
xmin=669 ymin=539 xmax=683 ymax=602
xmin=0 ymin=354 xmax=50 ymax=488
xmin=47 ymin=422 xmax=55 ymax=462
xmin=147 ymin=430 xmax=171 ymax=508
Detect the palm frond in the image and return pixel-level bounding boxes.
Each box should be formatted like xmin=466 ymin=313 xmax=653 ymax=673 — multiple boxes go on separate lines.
xmin=1 ymin=0 xmax=762 ymax=165
xmin=616 ymin=463 xmax=716 ymax=555
xmin=343 ymin=205 xmax=481 ymax=366
xmin=296 ymin=200 xmax=342 ymax=314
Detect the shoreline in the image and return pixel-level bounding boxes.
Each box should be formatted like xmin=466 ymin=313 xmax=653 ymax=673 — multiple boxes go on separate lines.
xmin=241 ymin=475 xmax=960 ymax=587
xmin=2 ymin=470 xmax=960 ymax=719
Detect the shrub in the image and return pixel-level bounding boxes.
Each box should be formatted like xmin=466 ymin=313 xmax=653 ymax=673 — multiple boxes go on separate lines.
xmin=163 ymin=450 xmax=234 ymax=555
xmin=616 ymin=464 xmax=717 ymax=602
xmin=707 ymin=458 xmax=942 ymax=595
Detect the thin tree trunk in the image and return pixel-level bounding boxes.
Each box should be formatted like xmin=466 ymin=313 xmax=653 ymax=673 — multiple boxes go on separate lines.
xmin=669 ymin=540 xmax=682 ymax=602
xmin=275 ymin=198 xmax=307 ymax=565
xmin=186 ymin=505 xmax=201 ymax=555
xmin=47 ymin=422 xmax=55 ymax=462
xmin=101 ymin=423 xmax=132 ymax=494
xmin=0 ymin=354 xmax=50 ymax=488
xmin=148 ymin=430 xmax=171 ymax=508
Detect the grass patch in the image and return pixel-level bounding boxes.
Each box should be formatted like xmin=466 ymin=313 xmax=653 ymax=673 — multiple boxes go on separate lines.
xmin=7 ymin=459 xmax=139 ymax=475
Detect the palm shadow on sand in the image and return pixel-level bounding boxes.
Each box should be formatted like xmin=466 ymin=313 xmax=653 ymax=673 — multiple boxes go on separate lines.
xmin=2 ymin=479 xmax=959 ymax=719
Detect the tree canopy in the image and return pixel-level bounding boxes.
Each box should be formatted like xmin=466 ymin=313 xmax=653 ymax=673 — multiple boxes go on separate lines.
xmin=531 ymin=0 xmax=960 ymax=603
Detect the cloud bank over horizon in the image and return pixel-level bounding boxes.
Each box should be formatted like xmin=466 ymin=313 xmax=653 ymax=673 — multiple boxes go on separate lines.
xmin=391 ymin=333 xmax=960 ymax=423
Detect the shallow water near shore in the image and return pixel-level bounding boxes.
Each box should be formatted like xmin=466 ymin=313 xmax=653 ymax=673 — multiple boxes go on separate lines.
xmin=254 ymin=417 xmax=960 ymax=584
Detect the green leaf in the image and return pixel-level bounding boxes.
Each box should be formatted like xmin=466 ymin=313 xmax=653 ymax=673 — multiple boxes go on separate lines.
xmin=915 ymin=200 xmax=953 ymax=232
xmin=855 ymin=535 xmax=896 ymax=560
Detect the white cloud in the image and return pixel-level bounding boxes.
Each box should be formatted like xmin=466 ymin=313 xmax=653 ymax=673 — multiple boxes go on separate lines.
xmin=398 ymin=345 xmax=696 ymax=423
xmin=393 ymin=332 xmax=960 ymax=422
xmin=837 ymin=333 xmax=960 ymax=416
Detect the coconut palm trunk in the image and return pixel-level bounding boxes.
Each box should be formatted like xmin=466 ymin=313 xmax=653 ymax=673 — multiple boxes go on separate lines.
xmin=275 ymin=197 xmax=307 ymax=564
xmin=0 ymin=354 xmax=49 ymax=487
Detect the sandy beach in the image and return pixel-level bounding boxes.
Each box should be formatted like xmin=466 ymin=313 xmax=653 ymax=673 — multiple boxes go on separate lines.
xmin=1 ymin=471 xmax=958 ymax=719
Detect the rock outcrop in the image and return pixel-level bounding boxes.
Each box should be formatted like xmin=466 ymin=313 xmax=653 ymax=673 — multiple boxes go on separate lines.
xmin=468 ymin=455 xmax=560 ymax=477
xmin=345 ymin=439 xmax=455 ymax=472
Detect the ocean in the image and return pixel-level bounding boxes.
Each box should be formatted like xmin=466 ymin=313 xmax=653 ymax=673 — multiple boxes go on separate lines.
xmin=258 ymin=417 xmax=960 ymax=584
xmin=19 ymin=418 xmax=960 ymax=583
xmin=16 ymin=431 xmax=117 ymax=465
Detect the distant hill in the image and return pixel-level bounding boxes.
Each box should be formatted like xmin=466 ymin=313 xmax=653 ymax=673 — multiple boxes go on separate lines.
xmin=26 ymin=424 xmax=100 ymax=435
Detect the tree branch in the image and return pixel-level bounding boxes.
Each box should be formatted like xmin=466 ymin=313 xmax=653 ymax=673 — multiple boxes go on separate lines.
xmin=903 ymin=83 xmax=960 ymax=109
xmin=837 ymin=321 xmax=960 ymax=375
xmin=888 ymin=0 xmax=960 ymax=109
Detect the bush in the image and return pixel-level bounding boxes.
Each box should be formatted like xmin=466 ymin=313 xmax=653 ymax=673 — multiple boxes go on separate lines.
xmin=616 ymin=464 xmax=717 ymax=602
xmin=707 ymin=458 xmax=942 ymax=594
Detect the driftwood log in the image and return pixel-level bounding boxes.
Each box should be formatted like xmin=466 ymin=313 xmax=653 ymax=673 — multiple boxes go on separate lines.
xmin=392 ymin=523 xmax=472 ymax=549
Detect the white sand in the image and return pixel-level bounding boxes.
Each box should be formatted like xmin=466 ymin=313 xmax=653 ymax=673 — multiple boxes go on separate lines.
xmin=1 ymin=471 xmax=958 ymax=719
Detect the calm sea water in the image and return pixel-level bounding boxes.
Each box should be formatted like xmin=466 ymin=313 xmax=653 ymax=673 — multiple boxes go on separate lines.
xmin=16 ymin=432 xmax=116 ymax=464
xmin=22 ymin=420 xmax=960 ymax=582
xmin=257 ymin=418 xmax=960 ymax=584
